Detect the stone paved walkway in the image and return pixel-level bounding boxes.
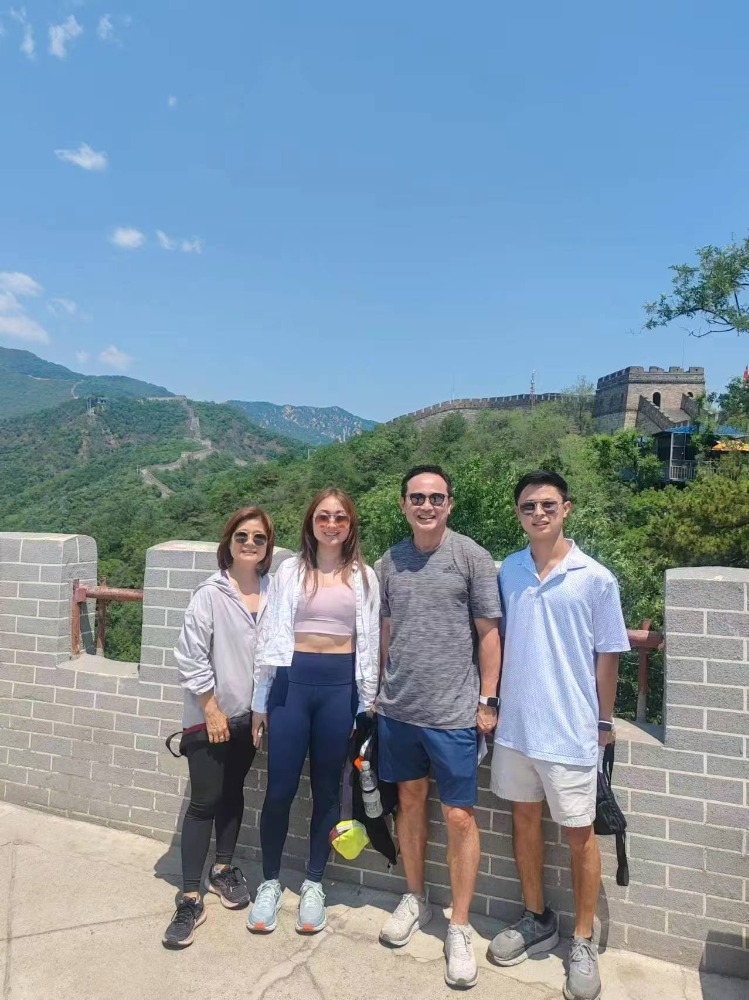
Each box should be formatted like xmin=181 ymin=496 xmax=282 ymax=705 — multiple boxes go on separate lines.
xmin=0 ymin=803 xmax=743 ymax=1000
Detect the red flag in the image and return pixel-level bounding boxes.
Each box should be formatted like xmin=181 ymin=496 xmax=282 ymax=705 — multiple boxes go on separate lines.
xmin=744 ymin=365 xmax=749 ymax=386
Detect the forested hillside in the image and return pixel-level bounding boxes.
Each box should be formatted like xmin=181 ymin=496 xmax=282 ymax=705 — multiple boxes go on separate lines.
xmin=230 ymin=400 xmax=377 ymax=444
xmin=0 ymin=347 xmax=174 ymax=418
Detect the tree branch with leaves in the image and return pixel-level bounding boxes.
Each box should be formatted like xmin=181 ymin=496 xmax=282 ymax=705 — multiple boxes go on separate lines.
xmin=644 ymin=236 xmax=749 ymax=337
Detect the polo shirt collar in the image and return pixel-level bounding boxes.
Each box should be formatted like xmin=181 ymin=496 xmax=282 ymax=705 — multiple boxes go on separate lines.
xmin=521 ymin=539 xmax=587 ymax=583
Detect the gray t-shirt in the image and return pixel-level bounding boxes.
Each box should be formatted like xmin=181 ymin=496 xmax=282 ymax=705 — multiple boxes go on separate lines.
xmin=377 ymin=529 xmax=501 ymax=730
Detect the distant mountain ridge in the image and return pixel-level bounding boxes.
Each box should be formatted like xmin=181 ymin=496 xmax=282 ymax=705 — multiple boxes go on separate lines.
xmin=0 ymin=348 xmax=376 ymax=443
xmin=229 ymin=400 xmax=377 ymax=445
xmin=0 ymin=347 xmax=173 ymax=419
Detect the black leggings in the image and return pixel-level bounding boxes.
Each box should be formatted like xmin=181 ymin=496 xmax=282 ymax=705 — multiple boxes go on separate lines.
xmin=181 ymin=727 xmax=255 ymax=893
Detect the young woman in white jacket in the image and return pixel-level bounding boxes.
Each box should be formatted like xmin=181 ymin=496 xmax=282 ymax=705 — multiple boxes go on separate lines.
xmin=162 ymin=506 xmax=275 ymax=949
xmin=248 ymin=488 xmax=380 ymax=935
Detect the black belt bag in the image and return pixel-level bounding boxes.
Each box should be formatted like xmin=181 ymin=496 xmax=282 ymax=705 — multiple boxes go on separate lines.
xmin=165 ymin=711 xmax=253 ymax=758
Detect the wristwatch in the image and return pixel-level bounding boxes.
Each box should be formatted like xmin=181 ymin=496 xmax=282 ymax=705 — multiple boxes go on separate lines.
xmin=479 ymin=696 xmax=500 ymax=709
xmin=598 ymin=720 xmax=614 ymax=732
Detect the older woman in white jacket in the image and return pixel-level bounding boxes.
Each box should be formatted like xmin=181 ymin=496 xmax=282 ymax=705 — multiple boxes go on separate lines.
xmin=162 ymin=506 xmax=274 ymax=950
xmin=247 ymin=488 xmax=379 ymax=936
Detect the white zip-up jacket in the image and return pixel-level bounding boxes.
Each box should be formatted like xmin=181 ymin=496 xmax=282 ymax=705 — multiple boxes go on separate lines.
xmin=174 ymin=570 xmax=270 ymax=728
xmin=251 ymin=555 xmax=380 ymax=715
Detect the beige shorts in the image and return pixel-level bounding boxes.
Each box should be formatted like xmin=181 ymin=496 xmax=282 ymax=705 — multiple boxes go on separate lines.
xmin=490 ymin=743 xmax=597 ymax=828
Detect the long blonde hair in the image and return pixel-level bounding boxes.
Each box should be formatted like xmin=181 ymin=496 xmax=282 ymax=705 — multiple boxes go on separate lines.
xmin=299 ymin=488 xmax=368 ymax=595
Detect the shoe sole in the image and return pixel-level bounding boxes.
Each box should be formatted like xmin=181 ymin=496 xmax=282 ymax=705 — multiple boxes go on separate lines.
xmin=206 ymin=881 xmax=250 ymax=910
xmin=486 ymin=929 xmax=560 ymax=967
xmin=247 ymin=916 xmax=278 ymax=934
xmin=379 ymin=908 xmax=434 ymax=948
xmin=563 ymin=984 xmax=601 ymax=1000
xmin=295 ymin=914 xmax=327 ymax=935
xmin=162 ymin=908 xmax=207 ymax=949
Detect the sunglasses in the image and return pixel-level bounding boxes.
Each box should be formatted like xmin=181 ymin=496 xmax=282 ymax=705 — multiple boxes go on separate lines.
xmin=314 ymin=513 xmax=351 ymax=528
xmin=518 ymin=500 xmax=562 ymax=516
xmin=408 ymin=492 xmax=448 ymax=507
xmin=233 ymin=531 xmax=268 ymax=546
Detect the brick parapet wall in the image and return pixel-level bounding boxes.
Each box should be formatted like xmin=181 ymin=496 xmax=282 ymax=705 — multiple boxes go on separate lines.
xmin=0 ymin=538 xmax=746 ymax=978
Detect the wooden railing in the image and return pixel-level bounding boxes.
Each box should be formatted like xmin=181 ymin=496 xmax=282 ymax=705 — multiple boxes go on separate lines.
xmin=627 ymin=620 xmax=663 ymax=722
xmin=71 ymin=579 xmax=144 ymax=657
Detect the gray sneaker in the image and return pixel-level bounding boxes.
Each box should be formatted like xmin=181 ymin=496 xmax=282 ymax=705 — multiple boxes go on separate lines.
xmin=379 ymin=892 xmax=433 ymax=947
xmin=487 ymin=909 xmax=559 ymax=966
xmin=444 ymin=923 xmax=479 ymax=989
xmin=296 ymin=879 xmax=326 ymax=934
xmin=246 ymin=879 xmax=282 ymax=933
xmin=564 ymin=936 xmax=601 ymax=1000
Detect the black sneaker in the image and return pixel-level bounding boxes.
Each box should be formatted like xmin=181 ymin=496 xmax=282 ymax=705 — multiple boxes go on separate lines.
xmin=162 ymin=897 xmax=206 ymax=948
xmin=207 ymin=865 xmax=251 ymax=909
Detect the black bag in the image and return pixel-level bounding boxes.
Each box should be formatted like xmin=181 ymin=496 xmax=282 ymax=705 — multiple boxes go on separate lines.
xmin=594 ymin=742 xmax=629 ymax=887
xmin=337 ymin=712 xmax=398 ymax=866
xmin=165 ymin=711 xmax=253 ymax=757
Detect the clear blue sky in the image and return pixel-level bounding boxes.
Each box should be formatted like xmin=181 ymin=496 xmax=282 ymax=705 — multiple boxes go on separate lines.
xmin=2 ymin=1 xmax=748 ymax=421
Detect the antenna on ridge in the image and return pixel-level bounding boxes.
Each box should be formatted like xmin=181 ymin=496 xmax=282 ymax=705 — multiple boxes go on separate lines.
xmin=530 ymin=371 xmax=537 ymax=409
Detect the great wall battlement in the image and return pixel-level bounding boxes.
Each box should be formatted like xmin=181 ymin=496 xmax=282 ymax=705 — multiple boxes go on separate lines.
xmin=388 ymin=365 xmax=707 ymax=432
xmin=391 ymin=393 xmax=563 ymax=428
xmin=0 ymin=532 xmax=747 ymax=978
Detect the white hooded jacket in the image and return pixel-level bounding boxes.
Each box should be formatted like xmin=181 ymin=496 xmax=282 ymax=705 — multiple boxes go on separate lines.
xmin=251 ymin=555 xmax=380 ymax=715
xmin=174 ymin=570 xmax=270 ymax=728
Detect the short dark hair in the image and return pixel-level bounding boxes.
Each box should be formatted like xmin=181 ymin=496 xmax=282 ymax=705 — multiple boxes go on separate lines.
xmin=513 ymin=470 xmax=569 ymax=505
xmin=217 ymin=506 xmax=275 ymax=575
xmin=400 ymin=464 xmax=453 ymax=498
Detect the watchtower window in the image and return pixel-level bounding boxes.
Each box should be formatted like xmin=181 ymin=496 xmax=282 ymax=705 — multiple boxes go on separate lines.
xmin=652 ymin=391 xmax=661 ymax=408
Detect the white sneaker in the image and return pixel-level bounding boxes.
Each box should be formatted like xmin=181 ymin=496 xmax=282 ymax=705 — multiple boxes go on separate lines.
xmin=444 ymin=923 xmax=478 ymax=989
xmin=379 ymin=892 xmax=433 ymax=947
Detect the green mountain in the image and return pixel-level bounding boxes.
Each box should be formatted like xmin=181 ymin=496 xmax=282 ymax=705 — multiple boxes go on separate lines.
xmin=229 ymin=400 xmax=377 ymax=445
xmin=0 ymin=347 xmax=174 ymax=419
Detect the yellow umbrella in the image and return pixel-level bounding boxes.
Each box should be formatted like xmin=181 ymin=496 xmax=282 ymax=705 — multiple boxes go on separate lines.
xmin=711 ymin=440 xmax=749 ymax=452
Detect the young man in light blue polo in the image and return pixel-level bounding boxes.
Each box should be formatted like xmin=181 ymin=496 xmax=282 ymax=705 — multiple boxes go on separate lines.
xmin=489 ymin=470 xmax=629 ymax=1000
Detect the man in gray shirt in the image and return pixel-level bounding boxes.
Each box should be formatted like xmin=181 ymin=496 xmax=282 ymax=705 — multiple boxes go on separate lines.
xmin=377 ymin=465 xmax=501 ymax=990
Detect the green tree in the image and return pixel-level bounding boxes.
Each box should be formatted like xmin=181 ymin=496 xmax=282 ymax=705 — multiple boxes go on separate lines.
xmin=644 ymin=235 xmax=749 ymax=337
xmin=717 ymin=375 xmax=749 ymax=423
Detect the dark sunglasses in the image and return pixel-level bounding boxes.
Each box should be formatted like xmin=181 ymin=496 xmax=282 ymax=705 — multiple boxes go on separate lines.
xmin=313 ymin=513 xmax=351 ymax=528
xmin=408 ymin=492 xmax=448 ymax=507
xmin=518 ymin=500 xmax=561 ymax=516
xmin=233 ymin=531 xmax=268 ymax=546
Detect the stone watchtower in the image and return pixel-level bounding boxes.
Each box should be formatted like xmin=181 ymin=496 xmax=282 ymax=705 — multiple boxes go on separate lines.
xmin=593 ymin=366 xmax=706 ymax=434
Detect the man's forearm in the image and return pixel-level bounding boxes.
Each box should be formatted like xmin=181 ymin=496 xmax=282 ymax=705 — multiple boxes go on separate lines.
xmin=379 ymin=617 xmax=390 ymax=677
xmin=478 ymin=625 xmax=501 ymax=696
xmin=595 ymin=652 xmax=619 ymax=720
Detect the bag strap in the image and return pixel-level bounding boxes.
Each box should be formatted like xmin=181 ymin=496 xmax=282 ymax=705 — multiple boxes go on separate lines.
xmin=602 ymin=741 xmax=615 ymax=783
xmin=165 ymin=731 xmax=182 ymax=758
xmin=615 ymin=831 xmax=629 ymax=887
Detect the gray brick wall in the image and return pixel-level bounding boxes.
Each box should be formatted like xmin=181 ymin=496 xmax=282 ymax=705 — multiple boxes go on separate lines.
xmin=1 ymin=539 xmax=747 ymax=978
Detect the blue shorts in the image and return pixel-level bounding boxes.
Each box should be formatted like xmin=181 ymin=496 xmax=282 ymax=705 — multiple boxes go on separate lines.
xmin=377 ymin=715 xmax=478 ymax=807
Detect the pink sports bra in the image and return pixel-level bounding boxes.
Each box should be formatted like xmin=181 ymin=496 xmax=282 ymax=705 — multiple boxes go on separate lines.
xmin=294 ymin=582 xmax=356 ymax=638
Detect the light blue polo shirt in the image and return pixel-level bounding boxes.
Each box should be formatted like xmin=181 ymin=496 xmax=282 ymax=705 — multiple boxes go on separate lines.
xmin=495 ymin=541 xmax=630 ymax=767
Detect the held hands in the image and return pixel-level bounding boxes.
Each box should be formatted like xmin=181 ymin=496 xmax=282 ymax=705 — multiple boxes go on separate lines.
xmin=476 ymin=704 xmax=498 ymax=735
xmin=252 ymin=713 xmax=268 ymax=748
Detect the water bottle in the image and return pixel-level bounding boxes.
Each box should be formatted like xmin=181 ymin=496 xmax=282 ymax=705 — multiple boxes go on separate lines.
xmin=359 ymin=760 xmax=383 ymax=819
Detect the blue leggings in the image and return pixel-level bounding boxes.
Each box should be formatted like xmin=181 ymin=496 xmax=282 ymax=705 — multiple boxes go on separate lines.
xmin=260 ymin=651 xmax=356 ymax=882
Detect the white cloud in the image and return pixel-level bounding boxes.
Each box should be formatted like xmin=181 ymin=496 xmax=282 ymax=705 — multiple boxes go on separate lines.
xmin=0 ymin=314 xmax=50 ymax=343
xmin=0 ymin=271 xmax=43 ymax=297
xmin=98 ymin=345 xmax=132 ymax=371
xmin=75 ymin=350 xmax=90 ymax=364
xmin=48 ymin=15 xmax=83 ymax=59
xmin=167 ymin=95 xmax=178 ymax=109
xmin=156 ymin=229 xmax=176 ymax=250
xmin=55 ymin=142 xmax=108 ymax=171
xmin=97 ymin=15 xmax=114 ymax=41
xmin=180 ymin=237 xmax=203 ymax=254
xmin=109 ymin=227 xmax=146 ymax=250
xmin=10 ymin=8 xmax=34 ymax=60
xmin=49 ymin=297 xmax=79 ymax=317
